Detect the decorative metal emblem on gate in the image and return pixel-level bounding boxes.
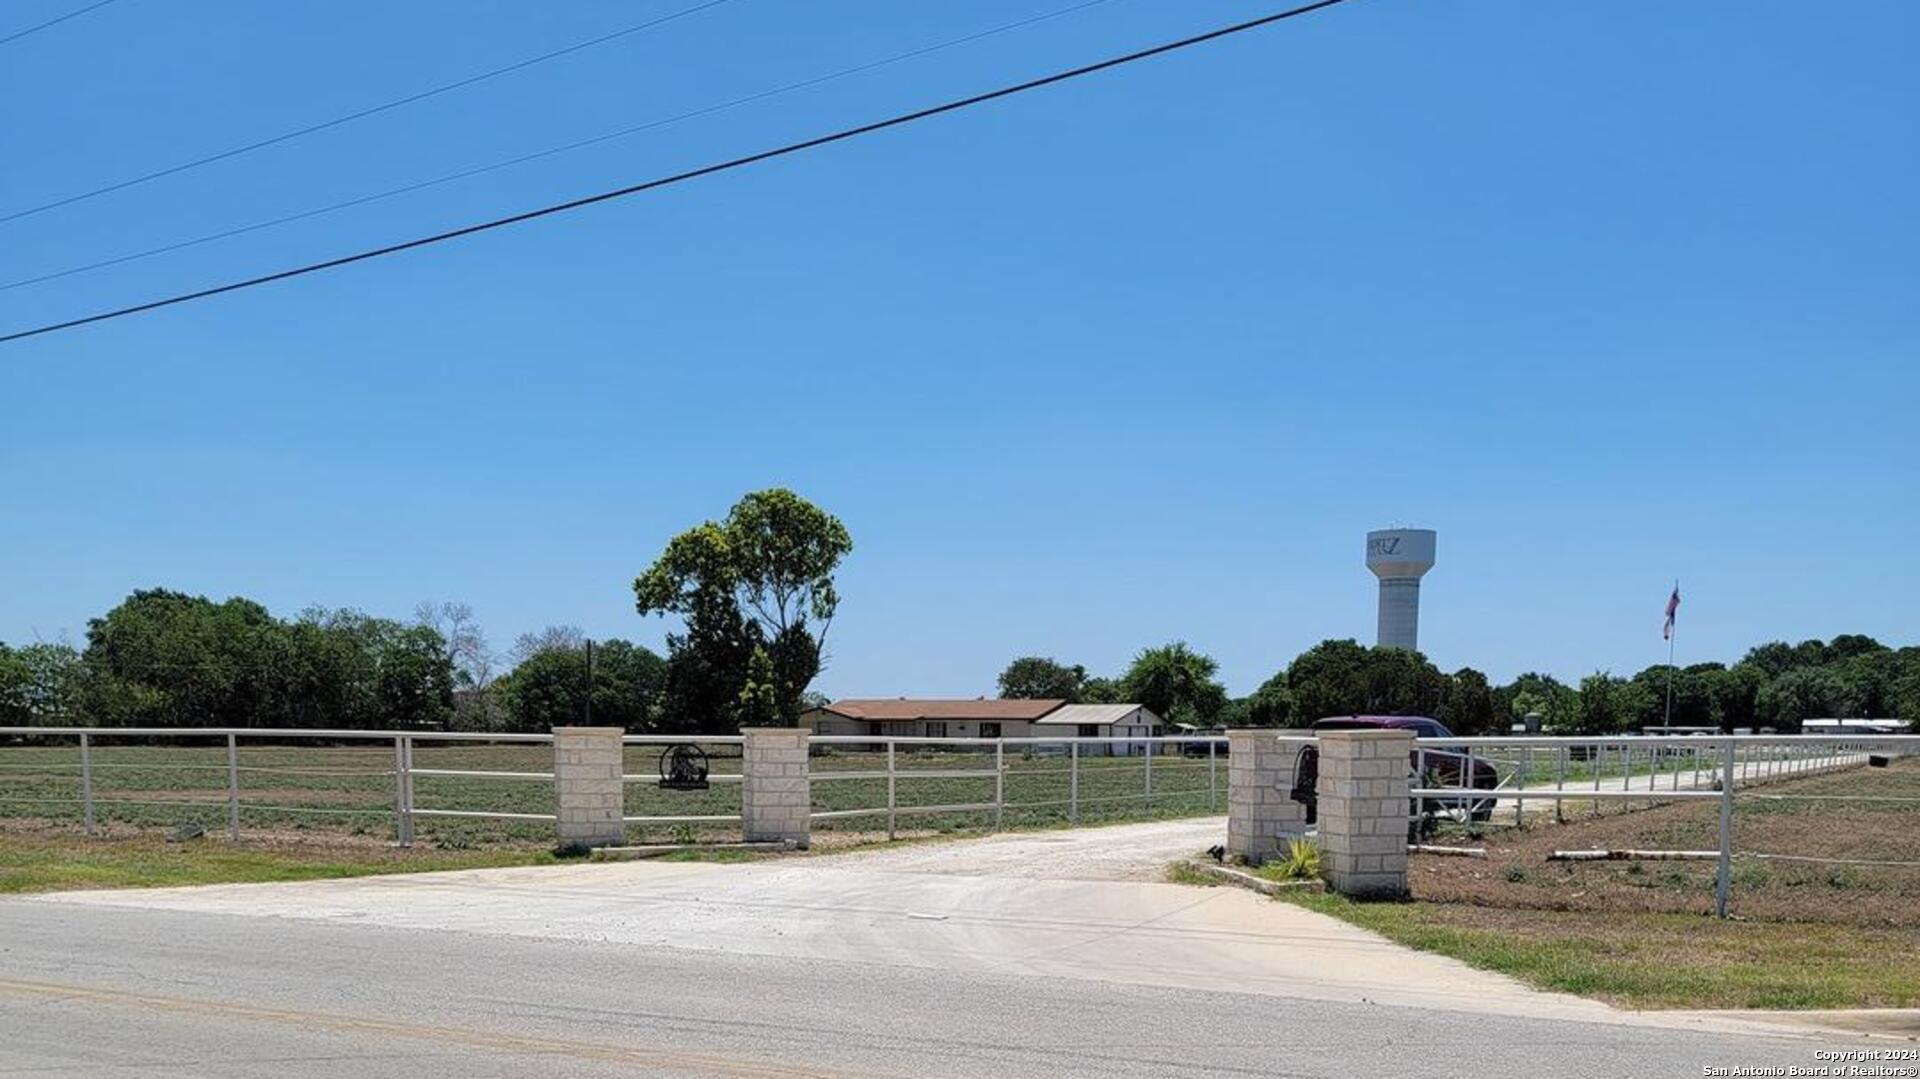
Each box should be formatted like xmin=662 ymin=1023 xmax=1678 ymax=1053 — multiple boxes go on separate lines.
xmin=658 ymin=743 xmax=710 ymax=791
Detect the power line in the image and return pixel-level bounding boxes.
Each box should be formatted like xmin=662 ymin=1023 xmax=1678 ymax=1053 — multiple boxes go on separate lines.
xmin=0 ymin=0 xmax=736 ymax=225
xmin=0 ymin=0 xmax=1118 ymax=294
xmin=0 ymin=0 xmax=123 ymax=48
xmin=0 ymin=0 xmax=1358 ymax=346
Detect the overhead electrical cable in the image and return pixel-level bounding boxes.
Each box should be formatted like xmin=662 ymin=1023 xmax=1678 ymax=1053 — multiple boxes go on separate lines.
xmin=0 ymin=0 xmax=1358 ymax=346
xmin=0 ymin=0 xmax=1118 ymax=293
xmin=0 ymin=0 xmax=735 ymax=224
xmin=0 ymin=0 xmax=123 ymax=48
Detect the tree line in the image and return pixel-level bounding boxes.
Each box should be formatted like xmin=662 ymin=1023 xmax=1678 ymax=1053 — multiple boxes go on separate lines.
xmin=0 ymin=590 xmax=649 ymax=732
xmin=998 ymin=633 xmax=1920 ymax=735
xmin=0 ymin=490 xmax=853 ymax=735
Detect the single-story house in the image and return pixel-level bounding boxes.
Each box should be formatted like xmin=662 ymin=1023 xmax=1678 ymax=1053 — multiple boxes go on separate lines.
xmin=804 ymin=698 xmax=1064 ymax=742
xmin=802 ymin=698 xmax=1165 ymax=755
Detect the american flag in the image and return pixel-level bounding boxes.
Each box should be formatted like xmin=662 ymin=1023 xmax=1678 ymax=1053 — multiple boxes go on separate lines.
xmin=1663 ymin=585 xmax=1681 ymax=640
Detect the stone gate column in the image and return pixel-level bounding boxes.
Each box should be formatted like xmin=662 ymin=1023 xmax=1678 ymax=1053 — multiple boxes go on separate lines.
xmin=553 ymin=726 xmax=625 ymax=847
xmin=1317 ymin=728 xmax=1412 ymax=899
xmin=742 ymin=727 xmax=811 ymax=849
xmin=1225 ymin=729 xmax=1308 ymax=864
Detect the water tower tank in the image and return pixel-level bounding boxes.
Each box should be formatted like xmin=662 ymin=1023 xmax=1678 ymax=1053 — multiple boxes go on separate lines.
xmin=1366 ymin=528 xmax=1436 ymax=652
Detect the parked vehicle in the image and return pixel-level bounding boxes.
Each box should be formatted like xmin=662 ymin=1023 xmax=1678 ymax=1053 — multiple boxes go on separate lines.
xmin=1291 ymin=716 xmax=1502 ymax=831
xmin=1173 ymin=724 xmax=1227 ymax=757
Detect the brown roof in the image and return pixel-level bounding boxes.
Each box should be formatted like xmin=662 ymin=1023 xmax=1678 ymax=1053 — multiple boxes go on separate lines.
xmin=820 ymin=698 xmax=1066 ymax=722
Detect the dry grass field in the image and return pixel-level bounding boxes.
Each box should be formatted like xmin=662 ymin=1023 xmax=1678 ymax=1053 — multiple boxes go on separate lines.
xmin=1264 ymin=757 xmax=1920 ymax=1011
xmin=1413 ymin=757 xmax=1920 ymax=925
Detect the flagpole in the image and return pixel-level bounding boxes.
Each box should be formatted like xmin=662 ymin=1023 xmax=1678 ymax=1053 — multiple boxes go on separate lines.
xmin=1662 ymin=580 xmax=1677 ymax=730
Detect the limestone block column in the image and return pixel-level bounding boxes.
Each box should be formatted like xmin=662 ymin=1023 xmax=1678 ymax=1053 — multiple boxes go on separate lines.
xmin=1317 ymin=728 xmax=1412 ymax=899
xmin=742 ymin=727 xmax=810 ymax=849
xmin=553 ymin=726 xmax=626 ymax=847
xmin=1225 ymin=729 xmax=1308 ymax=865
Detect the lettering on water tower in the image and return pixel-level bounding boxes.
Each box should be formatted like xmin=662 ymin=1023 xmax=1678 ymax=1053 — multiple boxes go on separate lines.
xmin=1368 ymin=536 xmax=1402 ymax=557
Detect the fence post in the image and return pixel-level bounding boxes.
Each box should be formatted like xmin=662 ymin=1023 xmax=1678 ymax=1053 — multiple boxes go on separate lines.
xmin=393 ymin=735 xmax=415 ymax=847
xmin=226 ymin=733 xmax=241 ymax=841
xmin=1068 ymin=742 xmax=1079 ymax=826
xmin=1144 ymin=741 xmax=1153 ymax=805
xmin=1208 ymin=739 xmax=1218 ymax=812
xmin=1716 ymin=737 xmax=1735 ymax=918
xmin=79 ymin=732 xmax=95 ymax=836
xmin=886 ymin=741 xmax=897 ymax=841
xmin=1591 ymin=743 xmax=1602 ymax=818
xmin=993 ymin=741 xmax=1004 ymax=832
xmin=1514 ymin=745 xmax=1526 ymax=827
xmin=403 ymin=737 xmax=417 ymax=844
xmin=1554 ymin=745 xmax=1566 ymax=824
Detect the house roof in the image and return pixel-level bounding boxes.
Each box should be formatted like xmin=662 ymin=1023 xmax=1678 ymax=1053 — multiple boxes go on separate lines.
xmin=1031 ymin=703 xmax=1153 ymax=726
xmin=817 ymin=698 xmax=1066 ymax=722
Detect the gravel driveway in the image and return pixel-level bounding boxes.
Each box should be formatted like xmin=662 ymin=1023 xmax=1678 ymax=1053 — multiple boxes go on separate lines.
xmin=802 ymin=816 xmax=1226 ymax=880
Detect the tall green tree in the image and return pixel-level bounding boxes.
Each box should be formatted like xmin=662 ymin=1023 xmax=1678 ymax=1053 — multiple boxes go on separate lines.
xmin=1893 ymin=648 xmax=1920 ymax=722
xmin=1245 ymin=672 xmax=1296 ymax=727
xmin=0 ymin=642 xmax=85 ymax=725
xmin=996 ymin=656 xmax=1087 ymax=700
xmin=0 ymin=644 xmax=24 ymax=722
xmin=634 ymin=489 xmax=852 ymax=729
xmin=1756 ymin=667 xmax=1847 ymax=730
xmin=1504 ymin=671 xmax=1577 ymax=733
xmin=1119 ymin=642 xmax=1227 ymax=724
xmin=1712 ymin=663 xmax=1768 ymax=730
xmin=1079 ymin=676 xmax=1125 ymax=705
xmin=497 ymin=637 xmax=667 ymax=732
xmin=1279 ymin=640 xmax=1446 ymax=723
xmin=1625 ymin=663 xmax=1721 ymax=729
xmin=1437 ymin=667 xmax=1499 ymax=735
xmin=1574 ymin=672 xmax=1630 ymax=735
xmin=84 ymin=589 xmax=283 ymax=727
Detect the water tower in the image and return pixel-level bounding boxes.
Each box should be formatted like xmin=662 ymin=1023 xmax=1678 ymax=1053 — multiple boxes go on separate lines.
xmin=1366 ymin=528 xmax=1436 ymax=652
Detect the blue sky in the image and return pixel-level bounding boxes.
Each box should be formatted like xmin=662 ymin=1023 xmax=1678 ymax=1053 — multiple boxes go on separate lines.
xmin=2 ymin=0 xmax=1915 ymax=698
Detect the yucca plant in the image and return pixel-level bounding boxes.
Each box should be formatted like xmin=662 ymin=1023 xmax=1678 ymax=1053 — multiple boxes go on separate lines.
xmin=1275 ymin=837 xmax=1322 ymax=880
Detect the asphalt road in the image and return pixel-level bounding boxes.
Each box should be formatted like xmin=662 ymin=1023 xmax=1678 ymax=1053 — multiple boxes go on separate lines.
xmin=0 ymin=900 xmax=1834 ymax=1079
xmin=0 ymin=819 xmax=1872 ymax=1078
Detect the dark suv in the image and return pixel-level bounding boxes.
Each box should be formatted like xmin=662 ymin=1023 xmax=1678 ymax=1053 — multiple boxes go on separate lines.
xmin=1293 ymin=716 xmax=1501 ymax=827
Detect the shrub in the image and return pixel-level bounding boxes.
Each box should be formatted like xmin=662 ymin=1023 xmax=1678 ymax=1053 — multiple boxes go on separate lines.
xmin=1274 ymin=837 xmax=1322 ymax=880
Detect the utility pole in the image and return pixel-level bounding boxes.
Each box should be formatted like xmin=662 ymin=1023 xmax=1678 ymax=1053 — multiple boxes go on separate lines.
xmin=584 ymin=638 xmax=594 ymax=726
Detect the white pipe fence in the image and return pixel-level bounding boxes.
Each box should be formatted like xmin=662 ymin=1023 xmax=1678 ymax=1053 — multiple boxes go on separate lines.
xmin=808 ymin=734 xmax=1228 ymax=838
xmin=3 ymin=727 xmax=1913 ymax=887
xmin=0 ymin=727 xmax=562 ymax=844
xmin=1404 ymin=733 xmax=1918 ymax=917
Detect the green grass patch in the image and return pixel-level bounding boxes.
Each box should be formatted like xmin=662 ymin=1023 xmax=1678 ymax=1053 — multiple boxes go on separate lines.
xmin=1164 ymin=860 xmax=1226 ymax=887
xmin=1272 ymin=890 xmax=1920 ymax=1010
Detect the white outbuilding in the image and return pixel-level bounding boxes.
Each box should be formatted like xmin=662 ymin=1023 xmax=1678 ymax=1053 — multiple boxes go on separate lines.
xmin=1030 ymin=703 xmax=1164 ymax=756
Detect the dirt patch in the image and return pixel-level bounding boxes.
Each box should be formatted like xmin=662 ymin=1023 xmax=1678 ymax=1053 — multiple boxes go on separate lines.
xmin=1412 ymin=759 xmax=1920 ymax=926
